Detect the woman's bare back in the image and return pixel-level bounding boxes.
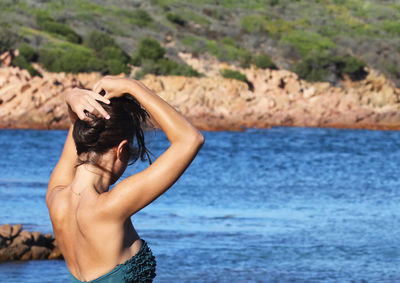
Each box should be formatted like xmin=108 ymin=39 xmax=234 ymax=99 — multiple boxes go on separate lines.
xmin=48 ymin=185 xmax=142 ymax=282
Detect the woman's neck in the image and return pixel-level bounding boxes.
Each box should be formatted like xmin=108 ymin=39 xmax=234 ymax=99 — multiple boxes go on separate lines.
xmin=71 ymin=164 xmax=112 ymax=195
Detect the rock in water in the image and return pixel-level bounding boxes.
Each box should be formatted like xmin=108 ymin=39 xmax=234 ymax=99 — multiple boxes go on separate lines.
xmin=0 ymin=224 xmax=63 ymax=262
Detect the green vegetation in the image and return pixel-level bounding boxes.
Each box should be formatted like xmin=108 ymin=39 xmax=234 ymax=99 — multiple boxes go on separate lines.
xmin=1 ymin=0 xmax=399 ymax=84
xmin=36 ymin=11 xmax=81 ymax=43
xmin=292 ymin=52 xmax=367 ymax=82
xmin=241 ymin=15 xmax=294 ymax=36
xmin=280 ymin=30 xmax=336 ymax=56
xmin=12 ymin=56 xmax=41 ymax=77
xmin=382 ymin=20 xmax=400 ymax=36
xmin=220 ymin=69 xmax=247 ymax=83
xmin=166 ymin=13 xmax=186 ymax=26
xmin=132 ymin=38 xmax=201 ymax=78
xmin=38 ymin=43 xmax=98 ymax=73
xmin=12 ymin=43 xmax=41 ymax=77
xmin=0 ymin=24 xmax=18 ymax=53
xmin=254 ymin=54 xmax=277 ymax=70
xmin=132 ymin=38 xmax=166 ymax=64
xmin=36 ymin=31 xmax=131 ymax=74
xmin=84 ymin=31 xmax=119 ymax=52
xmin=18 ymin=43 xmax=36 ymax=62
xmin=115 ymin=9 xmax=153 ymax=27
xmin=182 ymin=36 xmax=252 ymax=66
xmin=241 ymin=15 xmax=266 ymax=33
xmin=84 ymin=31 xmax=130 ymax=74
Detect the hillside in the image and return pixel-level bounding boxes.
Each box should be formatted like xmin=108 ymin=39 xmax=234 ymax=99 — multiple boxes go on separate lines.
xmin=0 ymin=0 xmax=399 ymax=86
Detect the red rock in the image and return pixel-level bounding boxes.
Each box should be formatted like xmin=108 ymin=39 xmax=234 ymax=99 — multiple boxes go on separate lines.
xmin=0 ymin=244 xmax=30 ymax=262
xmin=0 ymin=224 xmax=11 ymax=239
xmin=20 ymin=250 xmax=32 ymax=261
xmin=1 ymin=64 xmax=400 ymax=130
xmin=11 ymin=224 xmax=22 ymax=238
xmin=48 ymin=246 xmax=63 ymax=260
xmin=31 ymin=246 xmax=50 ymax=260
xmin=32 ymin=231 xmax=46 ymax=246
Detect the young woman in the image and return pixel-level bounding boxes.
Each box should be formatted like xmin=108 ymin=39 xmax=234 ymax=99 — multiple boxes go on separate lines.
xmin=46 ymin=76 xmax=204 ymax=282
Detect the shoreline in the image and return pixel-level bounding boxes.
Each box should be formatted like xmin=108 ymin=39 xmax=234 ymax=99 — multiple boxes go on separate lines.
xmin=1 ymin=122 xmax=400 ymax=132
xmin=1 ymin=65 xmax=400 ymax=132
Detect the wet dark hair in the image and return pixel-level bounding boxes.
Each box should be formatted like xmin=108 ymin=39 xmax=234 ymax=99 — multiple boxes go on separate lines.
xmin=72 ymin=94 xmax=152 ymax=170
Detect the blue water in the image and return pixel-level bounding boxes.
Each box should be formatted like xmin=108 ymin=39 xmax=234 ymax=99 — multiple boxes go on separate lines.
xmin=0 ymin=128 xmax=400 ymax=282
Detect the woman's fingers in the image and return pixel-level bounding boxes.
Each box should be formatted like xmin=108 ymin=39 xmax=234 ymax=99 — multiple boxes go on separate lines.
xmin=75 ymin=107 xmax=88 ymax=121
xmin=77 ymin=89 xmax=110 ymax=119
xmin=87 ymin=97 xmax=110 ymax=119
xmin=93 ymin=77 xmax=122 ymax=99
xmin=81 ymin=89 xmax=109 ymax=104
xmin=92 ymin=81 xmax=102 ymax=94
xmin=91 ymin=91 xmax=110 ymax=105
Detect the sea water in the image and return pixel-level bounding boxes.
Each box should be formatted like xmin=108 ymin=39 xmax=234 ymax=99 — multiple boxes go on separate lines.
xmin=0 ymin=128 xmax=399 ymax=283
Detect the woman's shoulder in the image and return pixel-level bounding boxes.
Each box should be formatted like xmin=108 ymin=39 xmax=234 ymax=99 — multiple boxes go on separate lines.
xmin=47 ymin=186 xmax=68 ymax=213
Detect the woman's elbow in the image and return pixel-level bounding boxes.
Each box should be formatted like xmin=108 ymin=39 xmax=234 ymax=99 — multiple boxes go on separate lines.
xmin=190 ymin=130 xmax=205 ymax=149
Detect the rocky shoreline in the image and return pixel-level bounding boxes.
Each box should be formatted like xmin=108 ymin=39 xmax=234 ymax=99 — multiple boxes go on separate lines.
xmin=0 ymin=224 xmax=62 ymax=262
xmin=0 ymin=53 xmax=400 ymax=131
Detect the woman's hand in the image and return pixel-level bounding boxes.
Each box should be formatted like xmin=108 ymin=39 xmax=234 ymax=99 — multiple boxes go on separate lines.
xmin=65 ymin=88 xmax=110 ymax=121
xmin=93 ymin=76 xmax=138 ymax=100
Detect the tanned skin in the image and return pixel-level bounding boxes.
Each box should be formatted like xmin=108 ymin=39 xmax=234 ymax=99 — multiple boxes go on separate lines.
xmin=46 ymin=77 xmax=204 ymax=281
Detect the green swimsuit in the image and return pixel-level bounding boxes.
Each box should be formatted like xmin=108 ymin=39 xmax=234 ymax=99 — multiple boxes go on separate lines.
xmin=69 ymin=240 xmax=156 ymax=283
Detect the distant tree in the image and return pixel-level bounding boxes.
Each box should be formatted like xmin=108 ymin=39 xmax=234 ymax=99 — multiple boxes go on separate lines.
xmin=254 ymin=54 xmax=277 ymax=69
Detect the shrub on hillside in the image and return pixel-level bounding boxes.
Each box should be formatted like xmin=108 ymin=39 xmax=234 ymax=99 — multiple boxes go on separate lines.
xmin=292 ymin=51 xmax=368 ymax=82
xmin=254 ymin=54 xmax=277 ymax=69
xmin=382 ymin=20 xmax=400 ymax=36
xmin=0 ymin=25 xmax=18 ymax=53
xmin=18 ymin=43 xmax=37 ymax=62
xmin=166 ymin=13 xmax=186 ymax=26
xmin=86 ymin=57 xmax=107 ymax=73
xmin=12 ymin=56 xmax=41 ymax=77
xmin=339 ymin=56 xmax=367 ymax=80
xmin=292 ymin=53 xmax=332 ymax=82
xmin=100 ymin=46 xmax=129 ymax=64
xmin=205 ymin=39 xmax=252 ymax=63
xmin=132 ymin=38 xmax=166 ymax=65
xmin=239 ymin=52 xmax=252 ymax=68
xmin=85 ymin=31 xmax=119 ymax=53
xmin=132 ymin=37 xmax=201 ymax=78
xmin=130 ymin=9 xmax=153 ymax=27
xmin=38 ymin=44 xmax=104 ymax=73
xmin=241 ymin=15 xmax=266 ymax=33
xmin=36 ymin=12 xmax=81 ymax=43
xmin=116 ymin=9 xmax=153 ymax=27
xmin=280 ymin=30 xmax=336 ymax=56
xmin=11 ymin=43 xmax=40 ymax=77
xmin=135 ymin=58 xmax=200 ymax=78
xmin=220 ymin=69 xmax=247 ymax=83
xmin=84 ymin=31 xmax=130 ymax=74
xmin=106 ymin=59 xmax=130 ymax=75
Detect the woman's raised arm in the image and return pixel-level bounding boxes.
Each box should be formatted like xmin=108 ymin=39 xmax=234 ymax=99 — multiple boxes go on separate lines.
xmin=46 ymin=88 xmax=110 ymax=205
xmin=93 ymin=76 xmax=204 ymax=218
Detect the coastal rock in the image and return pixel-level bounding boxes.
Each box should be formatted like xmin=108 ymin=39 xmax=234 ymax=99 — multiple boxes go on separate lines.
xmin=31 ymin=246 xmax=51 ymax=260
xmin=32 ymin=231 xmax=46 ymax=246
xmin=1 ymin=56 xmax=400 ymax=130
xmin=0 ymin=244 xmax=30 ymax=261
xmin=11 ymin=224 xmax=22 ymax=238
xmin=48 ymin=245 xmax=62 ymax=260
xmin=0 ymin=224 xmax=62 ymax=262
xmin=0 ymin=224 xmax=11 ymax=239
xmin=10 ymin=230 xmax=33 ymax=247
